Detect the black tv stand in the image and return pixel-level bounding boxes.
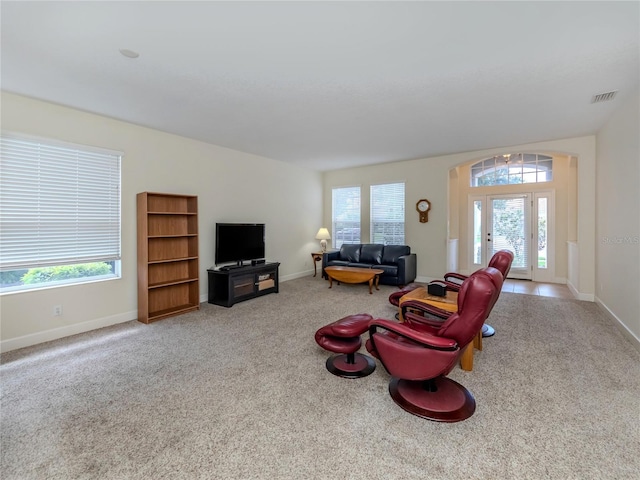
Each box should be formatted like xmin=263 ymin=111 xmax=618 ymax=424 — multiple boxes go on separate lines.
xmin=208 ymin=262 xmax=280 ymax=307
xmin=218 ymin=264 xmax=244 ymax=271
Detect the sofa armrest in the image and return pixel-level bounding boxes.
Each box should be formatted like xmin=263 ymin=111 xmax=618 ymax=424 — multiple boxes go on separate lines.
xmin=324 ymin=250 xmax=340 ymax=263
xmin=322 ymin=251 xmax=340 ymax=278
xmin=397 ymin=253 xmax=417 ymax=285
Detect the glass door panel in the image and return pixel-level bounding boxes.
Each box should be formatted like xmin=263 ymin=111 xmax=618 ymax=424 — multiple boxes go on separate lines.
xmin=537 ymin=197 xmax=548 ymax=269
xmin=472 ymin=200 xmax=483 ymax=267
xmin=487 ymin=194 xmax=532 ymax=279
xmin=532 ymin=191 xmax=554 ymax=282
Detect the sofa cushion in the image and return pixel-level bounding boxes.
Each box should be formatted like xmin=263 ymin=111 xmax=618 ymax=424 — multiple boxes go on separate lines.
xmin=360 ymin=244 xmax=384 ymax=265
xmin=347 ymin=263 xmax=375 ymax=269
xmin=375 ymin=264 xmax=398 ymax=277
xmin=339 ymin=244 xmax=361 ymax=263
xmin=326 ymin=260 xmax=350 ymax=267
xmin=382 ymin=245 xmax=411 ymax=264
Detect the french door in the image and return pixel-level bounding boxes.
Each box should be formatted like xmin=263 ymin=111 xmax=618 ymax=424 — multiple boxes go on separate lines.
xmin=470 ymin=192 xmax=554 ymax=281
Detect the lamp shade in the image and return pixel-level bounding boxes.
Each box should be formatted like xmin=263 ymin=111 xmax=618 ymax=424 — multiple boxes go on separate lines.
xmin=315 ymin=228 xmax=331 ymax=252
xmin=315 ymin=228 xmax=331 ymax=240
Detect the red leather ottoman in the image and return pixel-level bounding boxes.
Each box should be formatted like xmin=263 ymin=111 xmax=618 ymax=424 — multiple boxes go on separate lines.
xmin=314 ymin=313 xmax=376 ymax=378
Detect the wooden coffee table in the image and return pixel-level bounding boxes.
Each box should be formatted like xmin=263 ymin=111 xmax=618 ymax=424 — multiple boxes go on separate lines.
xmin=324 ymin=266 xmax=384 ymax=294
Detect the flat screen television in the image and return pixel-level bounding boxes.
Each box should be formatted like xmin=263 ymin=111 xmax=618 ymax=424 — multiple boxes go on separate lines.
xmin=215 ymin=223 xmax=265 ymax=267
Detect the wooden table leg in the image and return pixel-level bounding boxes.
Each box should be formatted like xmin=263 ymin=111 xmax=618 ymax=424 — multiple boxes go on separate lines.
xmin=328 ymin=277 xmax=333 ymax=289
xmin=474 ymin=331 xmax=482 ymax=351
xmin=460 ymin=343 xmax=474 ymax=371
xmin=374 ymin=274 xmax=380 ymax=291
xmin=368 ymin=278 xmax=373 ymax=294
xmin=311 ymin=253 xmax=322 ymax=277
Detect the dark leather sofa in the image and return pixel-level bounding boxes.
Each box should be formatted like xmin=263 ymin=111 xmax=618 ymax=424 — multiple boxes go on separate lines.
xmin=322 ymin=244 xmax=417 ymax=286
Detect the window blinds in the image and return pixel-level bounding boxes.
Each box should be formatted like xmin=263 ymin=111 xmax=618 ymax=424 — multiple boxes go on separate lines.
xmin=0 ymin=134 xmax=121 ymax=270
xmin=370 ymin=182 xmax=405 ymax=245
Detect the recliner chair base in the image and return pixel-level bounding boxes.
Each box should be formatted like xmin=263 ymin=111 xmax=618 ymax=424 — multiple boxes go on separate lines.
xmin=326 ymin=352 xmax=376 ymax=378
xmin=482 ymin=324 xmax=495 ymax=337
xmin=389 ymin=377 xmax=476 ymax=422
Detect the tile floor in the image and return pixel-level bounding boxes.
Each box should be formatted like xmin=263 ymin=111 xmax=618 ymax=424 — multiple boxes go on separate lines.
xmin=502 ymin=279 xmax=574 ymax=299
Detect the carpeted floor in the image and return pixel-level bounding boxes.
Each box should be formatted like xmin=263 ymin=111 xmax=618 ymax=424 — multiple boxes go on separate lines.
xmin=1 ymin=276 xmax=639 ymax=479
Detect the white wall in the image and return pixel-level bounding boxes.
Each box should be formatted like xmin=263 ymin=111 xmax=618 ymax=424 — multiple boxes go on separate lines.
xmin=323 ymin=136 xmax=596 ymax=292
xmin=595 ymin=86 xmax=640 ymax=344
xmin=0 ymin=92 xmax=323 ymax=351
xmin=5 ymin=88 xmax=626 ymax=351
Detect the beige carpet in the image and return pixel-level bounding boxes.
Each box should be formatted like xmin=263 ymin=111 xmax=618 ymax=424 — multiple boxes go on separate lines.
xmin=2 ymin=276 xmax=639 ymax=479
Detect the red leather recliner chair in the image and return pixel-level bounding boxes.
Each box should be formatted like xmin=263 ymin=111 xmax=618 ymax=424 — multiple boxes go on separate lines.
xmin=366 ymin=272 xmax=497 ymax=422
xmin=400 ymin=267 xmax=503 ymax=372
xmin=441 ymin=249 xmax=513 ymax=290
xmin=399 ymin=250 xmax=513 ymax=337
xmin=401 ymin=265 xmax=504 ymax=328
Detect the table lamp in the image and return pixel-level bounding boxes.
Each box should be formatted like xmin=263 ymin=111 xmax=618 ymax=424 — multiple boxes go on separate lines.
xmin=315 ymin=228 xmax=331 ymax=252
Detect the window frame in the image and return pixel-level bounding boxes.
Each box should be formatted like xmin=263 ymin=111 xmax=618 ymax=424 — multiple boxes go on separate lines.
xmin=331 ymin=186 xmax=361 ymax=248
xmin=0 ymin=132 xmax=122 ymax=294
xmin=470 ymin=154 xmax=553 ymax=187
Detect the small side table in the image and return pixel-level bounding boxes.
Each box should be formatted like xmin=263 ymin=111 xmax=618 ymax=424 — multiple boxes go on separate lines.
xmin=311 ymin=252 xmax=324 ymax=277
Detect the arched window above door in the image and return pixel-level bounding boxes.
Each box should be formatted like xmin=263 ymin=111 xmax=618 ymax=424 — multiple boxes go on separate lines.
xmin=470 ymin=153 xmax=553 ymax=187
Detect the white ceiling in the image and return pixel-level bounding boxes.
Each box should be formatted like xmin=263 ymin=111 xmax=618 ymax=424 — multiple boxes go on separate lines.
xmin=2 ymin=1 xmax=638 ymax=171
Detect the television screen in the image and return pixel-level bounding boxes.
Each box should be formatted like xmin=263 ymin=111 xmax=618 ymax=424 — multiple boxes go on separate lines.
xmin=215 ymin=223 xmax=265 ymax=266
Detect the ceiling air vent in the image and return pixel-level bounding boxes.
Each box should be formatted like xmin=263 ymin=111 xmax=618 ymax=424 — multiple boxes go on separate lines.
xmin=591 ymin=90 xmax=618 ymax=103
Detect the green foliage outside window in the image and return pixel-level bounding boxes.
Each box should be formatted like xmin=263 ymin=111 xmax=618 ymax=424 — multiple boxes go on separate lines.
xmin=477 ymin=168 xmax=522 ymax=186
xmin=21 ymin=262 xmax=113 ymax=285
xmin=492 ymin=200 xmax=525 ymax=262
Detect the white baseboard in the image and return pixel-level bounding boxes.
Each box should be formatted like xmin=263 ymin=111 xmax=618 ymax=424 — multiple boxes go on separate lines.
xmin=566 ymin=280 xmax=595 ymax=301
xmin=3 ymin=269 xmax=323 ymax=354
xmin=415 ymin=276 xmax=438 ymax=284
xmin=595 ymin=296 xmax=640 ymax=353
xmin=280 ymin=270 xmax=315 ymax=282
xmin=0 ymin=310 xmax=137 ymax=353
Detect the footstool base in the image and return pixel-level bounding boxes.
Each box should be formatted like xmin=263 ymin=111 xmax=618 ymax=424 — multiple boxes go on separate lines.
xmin=315 ymin=313 xmax=376 ymax=379
xmin=326 ymin=352 xmax=376 ymax=379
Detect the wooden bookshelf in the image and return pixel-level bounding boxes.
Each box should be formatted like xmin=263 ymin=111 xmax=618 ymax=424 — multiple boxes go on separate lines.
xmin=137 ymin=192 xmax=200 ymax=323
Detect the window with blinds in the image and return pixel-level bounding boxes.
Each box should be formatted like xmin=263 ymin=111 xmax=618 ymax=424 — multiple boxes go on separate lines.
xmin=371 ymin=182 xmax=405 ymax=245
xmin=332 ymin=186 xmax=361 ymax=248
xmin=0 ymin=133 xmax=121 ymax=293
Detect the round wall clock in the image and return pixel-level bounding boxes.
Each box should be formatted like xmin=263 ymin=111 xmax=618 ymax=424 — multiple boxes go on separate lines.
xmin=416 ymin=199 xmax=431 ymax=223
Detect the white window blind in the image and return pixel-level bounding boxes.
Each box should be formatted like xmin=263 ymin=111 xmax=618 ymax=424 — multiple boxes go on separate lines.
xmin=0 ymin=134 xmax=121 ymax=270
xmin=332 ymin=186 xmax=361 ymax=248
xmin=370 ymin=182 xmax=405 ymax=245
